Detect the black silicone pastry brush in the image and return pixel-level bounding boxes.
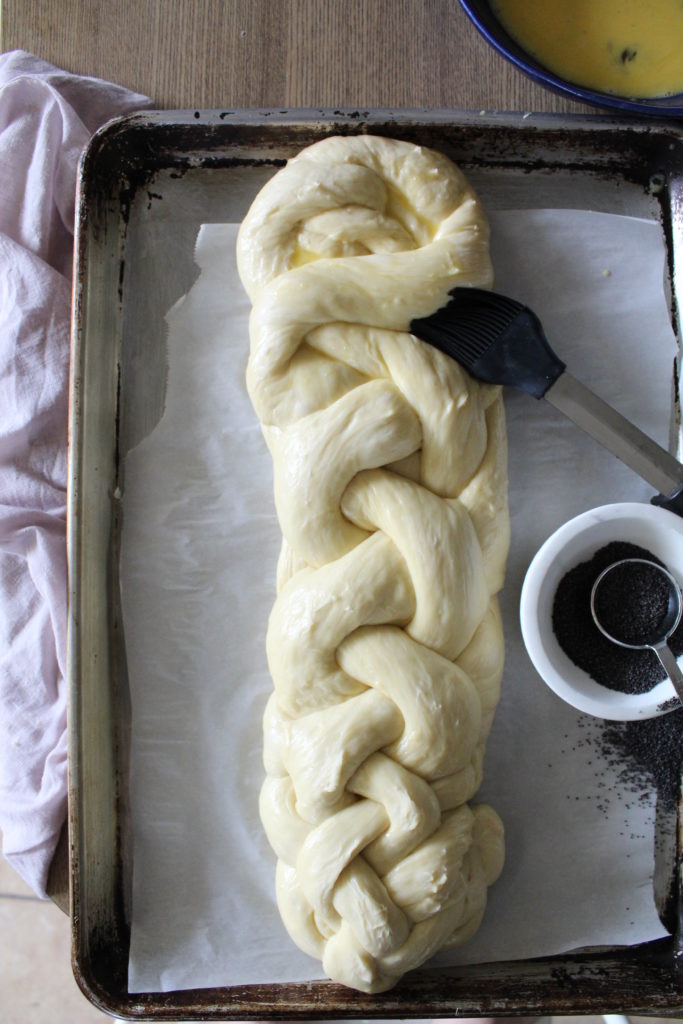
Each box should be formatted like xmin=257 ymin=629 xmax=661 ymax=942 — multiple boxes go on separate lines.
xmin=410 ymin=287 xmax=683 ymax=516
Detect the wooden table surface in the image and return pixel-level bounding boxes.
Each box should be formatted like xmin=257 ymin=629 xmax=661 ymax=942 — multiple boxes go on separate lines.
xmin=3 ymin=0 xmax=601 ymax=914
xmin=4 ymin=0 xmax=599 ymax=114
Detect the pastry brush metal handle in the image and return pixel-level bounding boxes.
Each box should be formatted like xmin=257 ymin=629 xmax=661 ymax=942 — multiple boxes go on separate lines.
xmin=410 ymin=289 xmax=683 ymax=516
xmin=546 ymin=371 xmax=683 ymax=513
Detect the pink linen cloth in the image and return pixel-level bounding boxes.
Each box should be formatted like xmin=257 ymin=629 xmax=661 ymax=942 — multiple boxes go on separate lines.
xmin=0 ymin=49 xmax=150 ymax=897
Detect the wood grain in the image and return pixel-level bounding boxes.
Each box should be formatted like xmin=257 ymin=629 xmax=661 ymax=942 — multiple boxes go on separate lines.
xmin=3 ymin=0 xmax=595 ymax=113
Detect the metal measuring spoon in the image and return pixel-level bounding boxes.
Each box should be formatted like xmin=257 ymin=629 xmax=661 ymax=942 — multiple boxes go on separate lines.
xmin=590 ymin=557 xmax=683 ymax=702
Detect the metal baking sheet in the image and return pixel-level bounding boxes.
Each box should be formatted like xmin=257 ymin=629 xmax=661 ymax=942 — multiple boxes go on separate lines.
xmin=67 ymin=109 xmax=683 ymax=1019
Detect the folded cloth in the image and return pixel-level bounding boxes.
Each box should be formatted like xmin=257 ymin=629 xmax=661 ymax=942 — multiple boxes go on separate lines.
xmin=0 ymin=49 xmax=151 ymax=897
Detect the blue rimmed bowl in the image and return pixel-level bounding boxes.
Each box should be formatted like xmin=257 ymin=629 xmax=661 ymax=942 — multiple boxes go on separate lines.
xmin=459 ymin=0 xmax=683 ymax=116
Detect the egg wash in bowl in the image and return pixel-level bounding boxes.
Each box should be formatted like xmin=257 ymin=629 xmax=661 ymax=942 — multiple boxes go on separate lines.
xmin=491 ymin=0 xmax=683 ymax=99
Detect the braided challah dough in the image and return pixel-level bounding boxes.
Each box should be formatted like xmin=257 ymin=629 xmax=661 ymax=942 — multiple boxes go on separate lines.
xmin=237 ymin=134 xmax=510 ymax=993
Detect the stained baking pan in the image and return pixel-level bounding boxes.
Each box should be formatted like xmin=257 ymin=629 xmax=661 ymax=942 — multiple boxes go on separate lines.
xmin=68 ymin=109 xmax=683 ymax=1018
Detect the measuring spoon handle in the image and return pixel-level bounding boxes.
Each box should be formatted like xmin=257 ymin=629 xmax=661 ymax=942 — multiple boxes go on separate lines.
xmin=653 ymin=642 xmax=683 ymax=703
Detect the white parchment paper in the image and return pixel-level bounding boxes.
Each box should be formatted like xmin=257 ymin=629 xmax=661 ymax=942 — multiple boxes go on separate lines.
xmin=122 ymin=209 xmax=678 ymax=993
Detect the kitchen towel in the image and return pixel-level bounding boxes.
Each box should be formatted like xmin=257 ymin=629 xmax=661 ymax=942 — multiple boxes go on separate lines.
xmin=0 ymin=48 xmax=150 ymax=897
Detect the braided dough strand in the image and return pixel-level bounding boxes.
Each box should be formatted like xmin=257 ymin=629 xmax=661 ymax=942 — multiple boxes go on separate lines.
xmin=237 ymin=135 xmax=509 ymax=993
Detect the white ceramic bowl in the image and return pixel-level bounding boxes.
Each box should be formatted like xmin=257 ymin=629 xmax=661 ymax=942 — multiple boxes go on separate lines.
xmin=520 ymin=502 xmax=683 ymax=720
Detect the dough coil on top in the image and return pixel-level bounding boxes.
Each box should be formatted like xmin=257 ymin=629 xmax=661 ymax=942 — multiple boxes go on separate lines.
xmin=237 ymin=134 xmax=510 ymax=993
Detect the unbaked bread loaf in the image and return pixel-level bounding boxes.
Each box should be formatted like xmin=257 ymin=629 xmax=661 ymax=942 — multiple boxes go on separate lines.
xmin=237 ymin=134 xmax=509 ymax=993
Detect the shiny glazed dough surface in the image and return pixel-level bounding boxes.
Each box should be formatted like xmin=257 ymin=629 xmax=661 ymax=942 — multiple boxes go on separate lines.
xmin=237 ymin=134 xmax=510 ymax=993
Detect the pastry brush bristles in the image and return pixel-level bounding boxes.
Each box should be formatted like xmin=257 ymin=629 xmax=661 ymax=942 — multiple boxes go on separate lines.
xmin=412 ymin=288 xmax=525 ymax=371
xmin=447 ymin=287 xmax=524 ymax=328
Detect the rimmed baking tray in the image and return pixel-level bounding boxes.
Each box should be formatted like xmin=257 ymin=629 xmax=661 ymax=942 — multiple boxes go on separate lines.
xmin=68 ymin=109 xmax=683 ymax=1019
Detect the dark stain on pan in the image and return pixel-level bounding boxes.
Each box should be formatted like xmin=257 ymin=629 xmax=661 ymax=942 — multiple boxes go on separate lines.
xmin=113 ymin=363 xmax=122 ymax=484
xmin=117 ymin=258 xmax=125 ymax=304
xmin=72 ymin=940 xmax=683 ymax=1018
xmin=82 ymin=111 xmax=683 ymax=183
